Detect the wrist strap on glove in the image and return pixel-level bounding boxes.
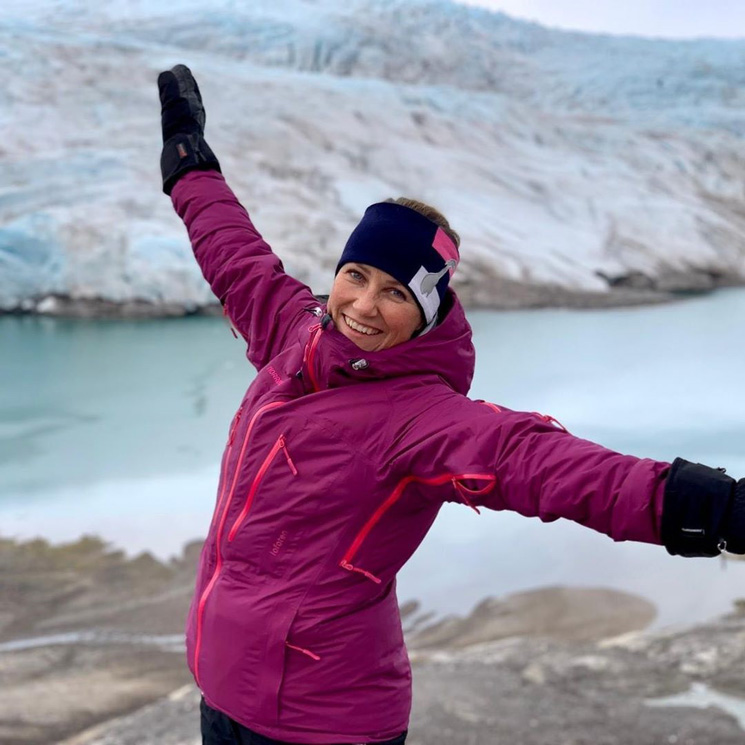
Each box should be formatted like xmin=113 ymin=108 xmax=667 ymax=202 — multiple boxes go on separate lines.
xmin=661 ymin=457 xmax=735 ymax=557
xmin=161 ymin=132 xmax=221 ymax=195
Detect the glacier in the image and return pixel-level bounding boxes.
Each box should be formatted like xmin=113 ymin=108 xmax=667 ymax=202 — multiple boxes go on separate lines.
xmin=1 ymin=0 xmax=745 ymax=314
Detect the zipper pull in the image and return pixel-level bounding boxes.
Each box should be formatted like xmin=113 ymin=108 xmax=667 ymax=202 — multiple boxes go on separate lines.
xmin=228 ymin=405 xmax=244 ymax=446
xmin=223 ymin=303 xmax=238 ymax=339
xmin=538 ymin=413 xmax=568 ymax=433
xmin=279 ymin=436 xmax=298 ymax=476
xmin=452 ymin=478 xmax=482 ymax=514
xmin=340 ymin=560 xmax=382 ymax=584
xmin=286 ymin=641 xmax=321 ymax=661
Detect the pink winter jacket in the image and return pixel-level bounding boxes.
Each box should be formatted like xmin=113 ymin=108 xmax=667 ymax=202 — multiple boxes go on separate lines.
xmin=172 ymin=170 xmax=670 ymax=744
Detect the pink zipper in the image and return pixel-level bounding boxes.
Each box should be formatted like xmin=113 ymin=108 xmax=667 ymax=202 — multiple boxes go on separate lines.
xmin=223 ymin=302 xmax=239 ymax=339
xmin=537 ymin=412 xmax=569 ymax=432
xmin=451 ymin=477 xmax=497 ymax=514
xmin=281 ymin=436 xmax=298 ymax=475
xmin=228 ymin=404 xmax=244 ymax=446
xmin=339 ymin=403 xmax=503 ymax=584
xmin=210 ymin=404 xmax=245 ymax=525
xmin=286 ymin=641 xmax=321 ymax=661
xmin=192 ymin=400 xmax=286 ymax=685
xmin=303 ymin=325 xmax=323 ymax=393
xmin=339 ymin=560 xmax=383 ymax=584
xmin=340 ymin=472 xmax=497 ymax=583
xmin=227 ymin=434 xmax=298 ymax=542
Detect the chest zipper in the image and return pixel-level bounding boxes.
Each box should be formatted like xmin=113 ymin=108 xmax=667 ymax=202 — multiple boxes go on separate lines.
xmin=192 ymin=400 xmax=286 ymax=685
xmin=340 ymin=403 xmax=504 ymax=584
xmin=209 ymin=404 xmax=244 ymax=528
xmin=223 ymin=302 xmax=239 ymax=339
xmin=227 ymin=434 xmax=298 ymax=542
xmin=303 ymin=324 xmax=323 ymax=393
xmin=228 ymin=405 xmax=244 ymax=446
xmin=340 ymin=472 xmax=497 ymax=585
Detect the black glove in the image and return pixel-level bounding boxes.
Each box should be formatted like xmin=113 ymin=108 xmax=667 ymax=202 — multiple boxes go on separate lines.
xmin=662 ymin=457 xmax=745 ymax=557
xmin=725 ymin=478 xmax=745 ymax=553
xmin=157 ymin=64 xmax=221 ymax=195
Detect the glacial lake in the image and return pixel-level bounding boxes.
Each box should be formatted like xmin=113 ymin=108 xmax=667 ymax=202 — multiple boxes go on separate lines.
xmin=2 ymin=288 xmax=745 ymax=629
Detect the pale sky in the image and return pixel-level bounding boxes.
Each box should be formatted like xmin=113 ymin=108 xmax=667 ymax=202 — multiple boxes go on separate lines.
xmin=456 ymin=0 xmax=745 ymax=39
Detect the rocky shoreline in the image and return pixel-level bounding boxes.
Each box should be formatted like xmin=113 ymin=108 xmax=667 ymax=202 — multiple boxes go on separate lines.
xmin=0 ymin=536 xmax=198 ymax=745
xmin=60 ymin=617 xmax=745 ymax=745
xmin=3 ymin=535 xmax=745 ymax=744
xmin=2 ymin=271 xmax=744 ymax=320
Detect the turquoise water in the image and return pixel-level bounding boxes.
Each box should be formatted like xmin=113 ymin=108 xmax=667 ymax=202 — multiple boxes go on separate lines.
xmin=2 ymin=289 xmax=745 ymax=628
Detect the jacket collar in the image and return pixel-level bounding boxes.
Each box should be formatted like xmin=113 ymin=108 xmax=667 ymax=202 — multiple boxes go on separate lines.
xmin=300 ymin=290 xmax=475 ymax=396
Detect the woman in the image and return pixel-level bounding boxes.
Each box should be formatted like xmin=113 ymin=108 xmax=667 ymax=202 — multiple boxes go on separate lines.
xmin=157 ymin=65 xmax=745 ymax=745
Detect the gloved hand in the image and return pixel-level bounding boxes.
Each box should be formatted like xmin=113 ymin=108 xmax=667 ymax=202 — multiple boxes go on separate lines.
xmin=157 ymin=64 xmax=221 ymax=195
xmin=662 ymin=458 xmax=745 ymax=556
xmin=724 ymin=478 xmax=745 ymax=553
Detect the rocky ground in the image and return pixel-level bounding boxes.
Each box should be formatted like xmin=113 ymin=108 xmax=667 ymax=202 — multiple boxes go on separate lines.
xmin=2 ymin=535 xmax=745 ymax=745
xmin=0 ymin=536 xmax=197 ymax=745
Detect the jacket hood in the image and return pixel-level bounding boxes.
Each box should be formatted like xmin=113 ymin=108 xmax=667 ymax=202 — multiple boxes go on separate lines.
xmin=302 ymin=290 xmax=475 ymax=396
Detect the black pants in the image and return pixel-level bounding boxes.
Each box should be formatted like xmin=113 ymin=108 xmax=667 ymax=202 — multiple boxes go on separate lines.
xmin=200 ymin=698 xmax=408 ymax=745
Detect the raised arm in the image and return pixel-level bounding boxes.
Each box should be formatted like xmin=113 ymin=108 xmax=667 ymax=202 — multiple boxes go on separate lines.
xmin=170 ymin=170 xmax=318 ymax=369
xmin=402 ymin=396 xmax=744 ymax=556
xmin=158 ymin=65 xmax=318 ymax=369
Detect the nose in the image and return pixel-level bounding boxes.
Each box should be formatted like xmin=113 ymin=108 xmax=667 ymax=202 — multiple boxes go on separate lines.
xmin=352 ymin=287 xmax=377 ymax=317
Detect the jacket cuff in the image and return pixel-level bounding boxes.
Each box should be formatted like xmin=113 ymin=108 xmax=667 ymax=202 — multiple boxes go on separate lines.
xmin=661 ymin=457 xmax=734 ymax=557
xmin=161 ymin=133 xmax=221 ymax=195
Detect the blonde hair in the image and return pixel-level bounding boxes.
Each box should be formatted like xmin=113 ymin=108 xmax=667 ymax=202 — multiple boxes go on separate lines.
xmin=385 ymin=197 xmax=460 ymax=249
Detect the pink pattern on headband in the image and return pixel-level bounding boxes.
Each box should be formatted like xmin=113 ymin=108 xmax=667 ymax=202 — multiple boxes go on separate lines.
xmin=433 ymin=227 xmax=459 ymax=275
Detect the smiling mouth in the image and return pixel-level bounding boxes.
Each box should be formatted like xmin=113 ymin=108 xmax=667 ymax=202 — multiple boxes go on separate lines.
xmin=343 ymin=314 xmax=382 ymax=336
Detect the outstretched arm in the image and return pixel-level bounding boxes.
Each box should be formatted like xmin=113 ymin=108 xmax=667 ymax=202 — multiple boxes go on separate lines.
xmin=157 ymin=65 xmax=318 ymax=369
xmin=402 ymin=397 xmax=744 ymax=556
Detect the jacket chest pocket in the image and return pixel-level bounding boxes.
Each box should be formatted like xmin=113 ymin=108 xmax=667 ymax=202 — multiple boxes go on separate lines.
xmin=340 ymin=472 xmax=497 ymax=585
xmin=226 ymin=433 xmax=299 ymax=550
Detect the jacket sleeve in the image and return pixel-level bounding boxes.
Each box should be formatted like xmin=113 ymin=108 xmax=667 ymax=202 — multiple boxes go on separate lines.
xmin=403 ymin=397 xmax=669 ymax=546
xmin=171 ymin=169 xmax=319 ymax=370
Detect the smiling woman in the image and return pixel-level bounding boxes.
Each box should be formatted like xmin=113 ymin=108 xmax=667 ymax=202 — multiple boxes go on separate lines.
xmin=327 ymin=263 xmax=424 ymax=351
xmin=330 ymin=198 xmax=462 ymax=340
xmin=327 ymin=196 xmax=462 ymax=352
xmin=157 ymin=63 xmax=745 ymax=745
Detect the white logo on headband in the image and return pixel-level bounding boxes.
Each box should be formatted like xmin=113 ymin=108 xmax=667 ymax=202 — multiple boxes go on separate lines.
xmin=420 ymin=260 xmax=457 ymax=296
xmin=408 ymin=260 xmax=457 ymax=325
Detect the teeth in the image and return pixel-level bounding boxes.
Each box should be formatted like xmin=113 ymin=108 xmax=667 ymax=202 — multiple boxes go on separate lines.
xmin=344 ymin=315 xmax=380 ymax=336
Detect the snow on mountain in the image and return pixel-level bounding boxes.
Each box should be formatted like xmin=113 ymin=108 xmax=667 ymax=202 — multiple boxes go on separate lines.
xmin=2 ymin=0 xmax=745 ymax=313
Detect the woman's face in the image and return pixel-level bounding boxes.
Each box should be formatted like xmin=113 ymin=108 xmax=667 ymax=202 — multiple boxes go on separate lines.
xmin=327 ymin=263 xmax=423 ymax=352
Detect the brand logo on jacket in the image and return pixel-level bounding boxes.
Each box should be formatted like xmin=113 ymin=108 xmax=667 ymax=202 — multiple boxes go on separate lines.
xmin=267 ymin=366 xmax=283 ymax=386
xmin=271 ymin=530 xmax=289 ymax=556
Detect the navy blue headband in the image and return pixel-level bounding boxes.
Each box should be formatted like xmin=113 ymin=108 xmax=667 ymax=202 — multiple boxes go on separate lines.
xmin=335 ymin=202 xmax=459 ymax=333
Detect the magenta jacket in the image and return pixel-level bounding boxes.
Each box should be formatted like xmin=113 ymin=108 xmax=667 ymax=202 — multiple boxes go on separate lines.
xmin=172 ymin=170 xmax=670 ymax=744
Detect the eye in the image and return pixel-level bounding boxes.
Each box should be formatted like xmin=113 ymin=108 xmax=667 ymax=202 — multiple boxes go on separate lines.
xmin=388 ymin=288 xmax=407 ymax=301
xmin=346 ymin=269 xmax=364 ymax=282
